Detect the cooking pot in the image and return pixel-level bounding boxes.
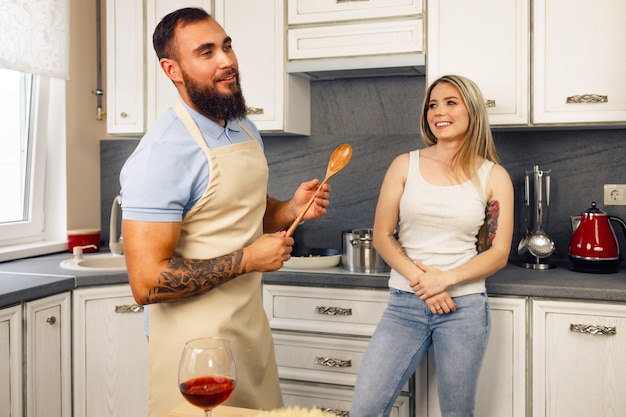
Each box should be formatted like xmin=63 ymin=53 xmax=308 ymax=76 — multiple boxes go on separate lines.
xmin=568 ymin=202 xmax=626 ymax=273
xmin=342 ymin=228 xmax=390 ymax=273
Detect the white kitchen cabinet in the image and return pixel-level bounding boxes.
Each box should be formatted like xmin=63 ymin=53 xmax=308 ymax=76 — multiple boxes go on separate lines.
xmin=0 ymin=305 xmax=22 ymax=417
xmin=288 ymin=0 xmax=423 ymax=25
xmin=263 ymin=284 xmax=411 ymax=417
xmin=532 ymin=298 xmax=626 ymax=417
xmin=532 ymin=0 xmax=626 ymax=125
xmin=106 ymin=0 xmax=212 ymax=136
xmin=145 ymin=0 xmax=213 ymax=127
xmin=73 ymin=285 xmax=149 ymax=417
xmin=106 ymin=0 xmax=145 ymax=135
xmin=24 ymin=293 xmax=71 ymax=417
xmin=424 ymin=296 xmax=527 ymax=417
xmin=426 ymin=0 xmax=530 ymax=126
xmin=214 ymin=0 xmax=310 ymax=135
xmin=264 ymin=286 xmax=527 ymax=417
xmin=286 ymin=0 xmax=425 ymax=78
xmin=108 ymin=0 xmax=309 ymax=136
xmin=428 ymin=0 xmax=626 ymax=127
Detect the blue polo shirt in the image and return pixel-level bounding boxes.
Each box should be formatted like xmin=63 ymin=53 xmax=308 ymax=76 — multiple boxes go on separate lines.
xmin=120 ymin=101 xmax=263 ymax=222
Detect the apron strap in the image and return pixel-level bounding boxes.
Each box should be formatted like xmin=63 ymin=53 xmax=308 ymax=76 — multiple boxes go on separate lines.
xmin=174 ymin=100 xmax=210 ymax=153
xmin=174 ymin=99 xmax=258 ymax=146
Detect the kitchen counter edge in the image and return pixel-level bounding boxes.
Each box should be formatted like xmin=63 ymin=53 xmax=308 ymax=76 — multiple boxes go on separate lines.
xmin=1 ymin=253 xmax=625 ymax=309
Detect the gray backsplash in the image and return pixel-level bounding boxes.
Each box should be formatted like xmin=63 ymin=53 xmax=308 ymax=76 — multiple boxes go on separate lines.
xmin=101 ymin=75 xmax=626 ymax=263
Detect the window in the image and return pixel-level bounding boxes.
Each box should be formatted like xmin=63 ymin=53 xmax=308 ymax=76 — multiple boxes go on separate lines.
xmin=0 ymin=68 xmax=67 ymax=261
xmin=0 ymin=69 xmax=34 ymax=226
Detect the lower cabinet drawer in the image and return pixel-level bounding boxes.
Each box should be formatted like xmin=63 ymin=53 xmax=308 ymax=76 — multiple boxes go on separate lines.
xmin=263 ymin=285 xmax=389 ymax=337
xmin=281 ymin=380 xmax=411 ymax=417
xmin=273 ymin=332 xmax=410 ymax=393
xmin=273 ymin=332 xmax=366 ymax=387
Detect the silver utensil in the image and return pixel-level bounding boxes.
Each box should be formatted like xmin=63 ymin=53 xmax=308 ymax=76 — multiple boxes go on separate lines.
xmin=528 ymin=168 xmax=555 ymax=258
xmin=517 ymin=173 xmax=532 ymax=255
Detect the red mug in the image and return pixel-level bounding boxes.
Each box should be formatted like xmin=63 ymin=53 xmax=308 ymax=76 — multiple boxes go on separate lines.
xmin=67 ymin=229 xmax=101 ymax=253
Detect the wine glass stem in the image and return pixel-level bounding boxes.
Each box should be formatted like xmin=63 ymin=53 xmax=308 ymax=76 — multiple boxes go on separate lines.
xmin=205 ymin=411 xmax=212 ymax=417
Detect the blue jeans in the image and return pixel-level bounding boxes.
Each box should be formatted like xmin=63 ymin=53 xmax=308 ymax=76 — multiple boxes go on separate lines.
xmin=350 ymin=289 xmax=490 ymax=417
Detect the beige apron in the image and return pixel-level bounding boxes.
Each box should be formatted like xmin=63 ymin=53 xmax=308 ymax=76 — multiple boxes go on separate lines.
xmin=147 ymin=101 xmax=283 ymax=417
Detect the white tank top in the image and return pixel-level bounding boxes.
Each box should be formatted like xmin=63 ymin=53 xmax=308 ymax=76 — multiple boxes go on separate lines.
xmin=388 ymin=149 xmax=494 ymax=297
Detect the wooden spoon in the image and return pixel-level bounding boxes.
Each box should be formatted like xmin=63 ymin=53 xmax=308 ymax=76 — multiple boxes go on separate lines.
xmin=285 ymin=144 xmax=352 ymax=237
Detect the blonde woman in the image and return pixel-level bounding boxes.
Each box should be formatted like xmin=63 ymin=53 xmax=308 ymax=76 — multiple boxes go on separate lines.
xmin=351 ymin=75 xmax=514 ymax=417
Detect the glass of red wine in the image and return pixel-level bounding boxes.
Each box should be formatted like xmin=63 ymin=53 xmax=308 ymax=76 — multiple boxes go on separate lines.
xmin=178 ymin=337 xmax=237 ymax=417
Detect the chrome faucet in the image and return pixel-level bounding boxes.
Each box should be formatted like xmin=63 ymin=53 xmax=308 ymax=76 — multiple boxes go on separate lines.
xmin=109 ymin=195 xmax=124 ymax=255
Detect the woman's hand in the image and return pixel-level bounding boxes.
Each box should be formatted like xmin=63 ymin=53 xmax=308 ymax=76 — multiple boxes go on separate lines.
xmin=424 ymin=291 xmax=456 ymax=314
xmin=409 ymin=261 xmax=457 ymax=314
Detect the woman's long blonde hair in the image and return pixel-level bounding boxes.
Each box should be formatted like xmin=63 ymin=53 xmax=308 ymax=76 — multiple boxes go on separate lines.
xmin=420 ymin=74 xmax=500 ymax=185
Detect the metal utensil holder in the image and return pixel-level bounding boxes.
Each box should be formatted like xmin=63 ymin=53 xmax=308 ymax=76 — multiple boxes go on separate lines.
xmin=518 ymin=165 xmax=557 ymax=269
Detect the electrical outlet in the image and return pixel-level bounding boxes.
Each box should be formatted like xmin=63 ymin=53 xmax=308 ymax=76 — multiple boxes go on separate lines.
xmin=604 ymin=184 xmax=626 ymax=205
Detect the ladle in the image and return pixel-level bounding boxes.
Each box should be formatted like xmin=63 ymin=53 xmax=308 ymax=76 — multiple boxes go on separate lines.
xmin=528 ymin=169 xmax=555 ymax=258
xmin=286 ymin=144 xmax=352 ymax=237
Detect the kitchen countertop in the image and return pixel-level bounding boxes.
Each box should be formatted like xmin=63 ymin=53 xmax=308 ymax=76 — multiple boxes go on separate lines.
xmin=1 ymin=251 xmax=625 ymax=309
xmin=262 ymin=259 xmax=626 ymax=303
xmin=0 ymin=251 xmax=129 ymax=308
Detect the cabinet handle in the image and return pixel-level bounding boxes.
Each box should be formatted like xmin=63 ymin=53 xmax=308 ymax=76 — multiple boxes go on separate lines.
xmin=570 ymin=323 xmax=616 ymax=335
xmin=320 ymin=408 xmax=349 ymax=417
xmin=336 ymin=0 xmax=369 ymax=3
xmin=484 ymin=99 xmax=496 ymax=108
xmin=120 ymin=112 xmax=128 ymax=118
xmin=315 ymin=356 xmax=352 ymax=368
xmin=565 ymin=94 xmax=608 ymax=104
xmin=115 ymin=304 xmax=144 ymax=313
xmin=46 ymin=316 xmax=56 ymax=325
xmin=246 ymin=107 xmax=264 ymax=115
xmin=315 ymin=306 xmax=352 ymax=316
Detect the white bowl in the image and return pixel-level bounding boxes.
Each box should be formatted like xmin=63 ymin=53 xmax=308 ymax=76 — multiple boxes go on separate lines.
xmin=283 ymin=248 xmax=341 ymax=270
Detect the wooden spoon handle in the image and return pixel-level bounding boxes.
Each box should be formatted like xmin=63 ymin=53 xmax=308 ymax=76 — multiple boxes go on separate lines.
xmin=285 ymin=180 xmax=327 ymax=237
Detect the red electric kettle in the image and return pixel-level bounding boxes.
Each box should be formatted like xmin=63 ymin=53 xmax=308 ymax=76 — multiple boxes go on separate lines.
xmin=568 ymin=202 xmax=626 ymax=273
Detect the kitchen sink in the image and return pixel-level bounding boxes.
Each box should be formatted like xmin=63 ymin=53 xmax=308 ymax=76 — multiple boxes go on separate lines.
xmin=60 ymin=253 xmax=127 ymax=272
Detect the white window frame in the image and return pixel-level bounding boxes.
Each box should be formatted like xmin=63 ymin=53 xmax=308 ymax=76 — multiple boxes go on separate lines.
xmin=0 ymin=76 xmax=67 ymax=262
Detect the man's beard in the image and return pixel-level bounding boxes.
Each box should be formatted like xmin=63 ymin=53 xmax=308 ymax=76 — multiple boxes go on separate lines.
xmin=183 ymin=69 xmax=248 ymax=121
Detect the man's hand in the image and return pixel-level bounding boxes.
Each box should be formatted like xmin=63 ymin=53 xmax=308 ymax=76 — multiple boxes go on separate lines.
xmin=292 ymin=179 xmax=331 ymax=221
xmin=243 ymin=231 xmax=294 ymax=272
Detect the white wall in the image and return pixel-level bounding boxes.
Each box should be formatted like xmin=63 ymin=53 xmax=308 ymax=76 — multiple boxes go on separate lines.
xmin=65 ymin=0 xmax=107 ymax=230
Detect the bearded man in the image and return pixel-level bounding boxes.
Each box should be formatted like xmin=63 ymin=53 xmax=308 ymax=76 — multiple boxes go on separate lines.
xmin=119 ymin=8 xmax=331 ymax=417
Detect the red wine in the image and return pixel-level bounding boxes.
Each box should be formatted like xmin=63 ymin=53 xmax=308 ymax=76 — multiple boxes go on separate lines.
xmin=180 ymin=375 xmax=235 ymax=410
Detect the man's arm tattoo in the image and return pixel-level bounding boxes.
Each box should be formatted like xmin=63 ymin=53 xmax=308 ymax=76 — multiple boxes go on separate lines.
xmin=144 ymin=250 xmax=246 ymax=304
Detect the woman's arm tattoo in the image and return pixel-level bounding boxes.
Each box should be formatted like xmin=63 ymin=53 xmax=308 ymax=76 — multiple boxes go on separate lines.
xmin=477 ymin=200 xmax=500 ymax=252
xmin=486 ymin=200 xmax=500 ymax=246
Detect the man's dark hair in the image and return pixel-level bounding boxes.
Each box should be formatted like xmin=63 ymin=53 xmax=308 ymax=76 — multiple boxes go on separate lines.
xmin=153 ymin=7 xmax=211 ymax=60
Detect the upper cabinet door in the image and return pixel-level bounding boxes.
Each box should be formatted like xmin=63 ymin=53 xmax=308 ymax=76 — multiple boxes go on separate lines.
xmin=533 ymin=0 xmax=626 ymax=125
xmin=288 ymin=0 xmax=422 ymax=24
xmin=106 ymin=0 xmax=145 ymax=135
xmin=215 ymin=0 xmax=311 ymax=135
xmin=427 ymin=0 xmax=530 ymax=126
xmin=145 ymin=0 xmax=213 ymax=126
